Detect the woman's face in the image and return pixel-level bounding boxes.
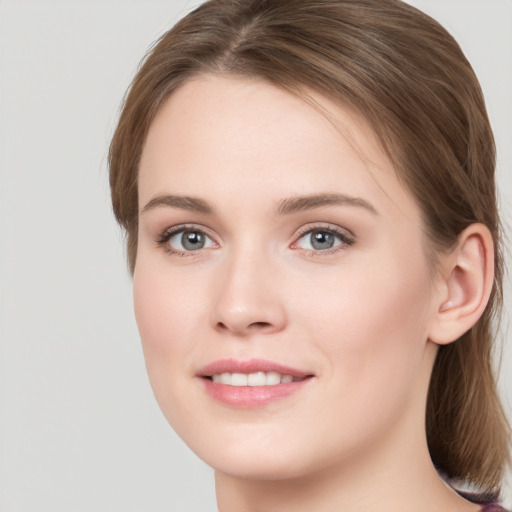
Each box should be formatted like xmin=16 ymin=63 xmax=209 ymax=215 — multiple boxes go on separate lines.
xmin=134 ymin=75 xmax=440 ymax=480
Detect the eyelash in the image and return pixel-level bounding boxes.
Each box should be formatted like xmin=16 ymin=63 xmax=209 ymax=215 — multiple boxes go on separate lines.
xmin=155 ymin=223 xmax=355 ymax=257
xmin=291 ymin=224 xmax=355 ymax=256
xmin=155 ymin=224 xmax=217 ymax=257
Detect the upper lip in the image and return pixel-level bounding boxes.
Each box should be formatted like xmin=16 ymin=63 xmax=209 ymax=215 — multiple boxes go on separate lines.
xmin=197 ymin=358 xmax=312 ymax=378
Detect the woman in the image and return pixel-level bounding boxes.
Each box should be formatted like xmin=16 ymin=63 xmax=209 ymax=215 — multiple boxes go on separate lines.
xmin=109 ymin=0 xmax=511 ymax=510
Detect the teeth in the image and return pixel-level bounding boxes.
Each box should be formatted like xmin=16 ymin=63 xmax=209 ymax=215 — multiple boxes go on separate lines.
xmin=219 ymin=372 xmax=231 ymax=385
xmin=231 ymin=373 xmax=248 ymax=386
xmin=248 ymin=371 xmax=266 ymax=386
xmin=210 ymin=371 xmax=301 ymax=386
xmin=266 ymin=371 xmax=281 ymax=386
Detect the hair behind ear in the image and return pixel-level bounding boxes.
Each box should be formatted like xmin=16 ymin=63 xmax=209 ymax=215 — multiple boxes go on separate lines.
xmin=427 ymin=324 xmax=510 ymax=492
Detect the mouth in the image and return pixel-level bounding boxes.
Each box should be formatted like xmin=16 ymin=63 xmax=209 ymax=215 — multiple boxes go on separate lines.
xmin=206 ymin=371 xmax=307 ymax=386
xmin=197 ymin=359 xmax=315 ymax=408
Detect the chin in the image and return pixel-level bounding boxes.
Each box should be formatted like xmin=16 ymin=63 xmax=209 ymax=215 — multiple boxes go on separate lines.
xmin=179 ymin=423 xmax=345 ymax=482
xmin=205 ymin=447 xmax=315 ymax=481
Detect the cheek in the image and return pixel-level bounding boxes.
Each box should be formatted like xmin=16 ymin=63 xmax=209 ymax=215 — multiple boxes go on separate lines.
xmin=294 ymin=248 xmax=432 ymax=403
xmin=133 ymin=259 xmax=218 ymax=448
xmin=279 ymin=258 xmax=433 ymax=461
xmin=132 ymin=256 xmax=203 ymax=406
xmin=299 ymin=257 xmax=428 ymax=335
xmin=133 ymin=268 xmax=177 ymax=357
xmin=133 ymin=252 xmax=205 ymax=348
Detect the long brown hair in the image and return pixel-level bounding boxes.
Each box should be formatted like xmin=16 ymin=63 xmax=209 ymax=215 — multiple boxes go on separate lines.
xmin=109 ymin=0 xmax=510 ymax=493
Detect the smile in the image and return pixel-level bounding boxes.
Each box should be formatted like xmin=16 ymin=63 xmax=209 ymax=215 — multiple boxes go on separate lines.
xmin=198 ymin=359 xmax=314 ymax=408
xmin=210 ymin=372 xmax=305 ymax=386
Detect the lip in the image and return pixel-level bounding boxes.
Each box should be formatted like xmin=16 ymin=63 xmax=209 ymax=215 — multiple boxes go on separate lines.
xmin=197 ymin=358 xmax=314 ymax=408
xmin=197 ymin=358 xmax=311 ymax=378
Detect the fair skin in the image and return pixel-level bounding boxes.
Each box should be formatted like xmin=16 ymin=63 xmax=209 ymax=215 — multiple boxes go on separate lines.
xmin=134 ymin=75 xmax=493 ymax=512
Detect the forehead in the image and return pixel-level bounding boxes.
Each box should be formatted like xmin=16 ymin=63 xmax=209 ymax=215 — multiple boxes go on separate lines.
xmin=138 ymin=74 xmax=419 ymax=223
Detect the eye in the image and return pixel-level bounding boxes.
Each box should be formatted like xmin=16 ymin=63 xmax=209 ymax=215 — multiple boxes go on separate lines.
xmin=158 ymin=226 xmax=216 ymax=255
xmin=293 ymin=227 xmax=354 ymax=252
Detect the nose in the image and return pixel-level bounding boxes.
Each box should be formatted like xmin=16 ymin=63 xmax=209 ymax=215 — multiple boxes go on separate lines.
xmin=210 ymin=249 xmax=287 ymax=337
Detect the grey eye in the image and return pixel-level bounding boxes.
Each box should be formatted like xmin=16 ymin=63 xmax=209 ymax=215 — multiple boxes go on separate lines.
xmin=295 ymin=228 xmax=351 ymax=251
xmin=169 ymin=229 xmax=214 ymax=251
xmin=309 ymin=231 xmax=336 ymax=250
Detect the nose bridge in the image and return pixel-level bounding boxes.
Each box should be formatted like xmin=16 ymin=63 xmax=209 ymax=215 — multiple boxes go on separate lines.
xmin=211 ymin=239 xmax=286 ymax=336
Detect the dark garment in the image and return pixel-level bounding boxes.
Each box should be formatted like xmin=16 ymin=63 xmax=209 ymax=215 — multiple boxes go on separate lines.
xmin=480 ymin=505 xmax=510 ymax=512
xmin=457 ymin=490 xmax=510 ymax=512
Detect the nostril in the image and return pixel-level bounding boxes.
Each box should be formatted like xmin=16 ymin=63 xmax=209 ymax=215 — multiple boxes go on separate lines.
xmin=215 ymin=320 xmax=274 ymax=335
xmin=247 ymin=321 xmax=276 ymax=333
xmin=216 ymin=321 xmax=230 ymax=331
xmin=250 ymin=321 xmax=272 ymax=328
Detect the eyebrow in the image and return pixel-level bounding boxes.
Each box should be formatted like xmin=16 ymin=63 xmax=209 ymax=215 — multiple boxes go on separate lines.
xmin=275 ymin=193 xmax=378 ymax=216
xmin=141 ymin=192 xmax=378 ymax=216
xmin=141 ymin=194 xmax=215 ymax=215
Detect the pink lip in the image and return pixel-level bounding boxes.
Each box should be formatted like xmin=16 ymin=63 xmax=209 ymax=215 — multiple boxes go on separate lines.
xmin=197 ymin=358 xmax=311 ymax=379
xmin=197 ymin=358 xmax=314 ymax=409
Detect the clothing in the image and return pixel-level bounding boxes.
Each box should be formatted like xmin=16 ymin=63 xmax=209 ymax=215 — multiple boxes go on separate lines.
xmin=458 ymin=490 xmax=510 ymax=512
xmin=480 ymin=505 xmax=510 ymax=512
xmin=454 ymin=489 xmax=510 ymax=512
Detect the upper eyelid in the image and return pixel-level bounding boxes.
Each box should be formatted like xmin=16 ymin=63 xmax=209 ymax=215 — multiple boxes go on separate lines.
xmin=158 ymin=222 xmax=352 ymax=235
xmin=158 ymin=223 xmax=217 ymax=240
xmin=293 ymin=222 xmax=355 ymax=239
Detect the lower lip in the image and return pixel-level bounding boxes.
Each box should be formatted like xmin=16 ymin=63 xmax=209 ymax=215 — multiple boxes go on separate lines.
xmin=200 ymin=377 xmax=312 ymax=408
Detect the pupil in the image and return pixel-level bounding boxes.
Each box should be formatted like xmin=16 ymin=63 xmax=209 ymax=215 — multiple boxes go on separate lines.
xmin=311 ymin=231 xmax=334 ymax=250
xmin=182 ymin=231 xmax=205 ymax=250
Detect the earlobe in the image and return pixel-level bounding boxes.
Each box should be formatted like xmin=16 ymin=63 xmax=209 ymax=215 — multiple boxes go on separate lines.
xmin=428 ymin=224 xmax=494 ymax=346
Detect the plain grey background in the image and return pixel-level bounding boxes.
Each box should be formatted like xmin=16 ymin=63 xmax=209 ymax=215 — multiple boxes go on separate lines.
xmin=0 ymin=1 xmax=511 ymax=511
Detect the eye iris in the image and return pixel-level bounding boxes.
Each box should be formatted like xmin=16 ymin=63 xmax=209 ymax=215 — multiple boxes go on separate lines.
xmin=311 ymin=230 xmax=334 ymax=250
xmin=181 ymin=230 xmax=205 ymax=250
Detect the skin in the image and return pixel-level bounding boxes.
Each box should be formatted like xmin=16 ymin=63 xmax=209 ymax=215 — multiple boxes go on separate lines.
xmin=134 ymin=75 xmax=489 ymax=512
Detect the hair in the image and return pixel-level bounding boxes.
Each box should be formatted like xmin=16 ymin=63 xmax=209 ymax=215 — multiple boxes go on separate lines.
xmin=109 ymin=0 xmax=510 ymax=495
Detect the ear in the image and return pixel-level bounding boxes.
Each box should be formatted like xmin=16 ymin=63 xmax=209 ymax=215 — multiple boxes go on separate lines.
xmin=428 ymin=223 xmax=494 ymax=346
